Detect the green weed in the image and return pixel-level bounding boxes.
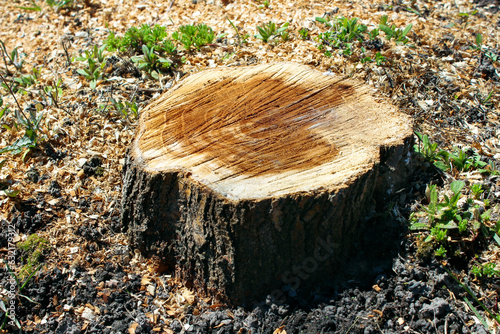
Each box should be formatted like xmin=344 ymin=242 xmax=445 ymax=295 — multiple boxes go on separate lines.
xmin=378 ymin=15 xmax=412 ymax=44
xmin=255 ymin=21 xmax=289 ymax=43
xmin=410 ymin=180 xmax=497 ymax=261
xmin=108 ymin=96 xmax=139 ymax=119
xmin=414 ymin=132 xmax=488 ymax=173
xmin=106 ymin=24 xmax=175 ymax=55
xmin=0 ymin=74 xmax=45 ymax=157
xmin=314 ymin=15 xmax=392 ymax=62
xmin=298 ymin=28 xmax=309 ymax=40
xmin=257 ymin=0 xmax=270 ymax=9
xmin=228 ymin=18 xmax=250 ymax=46
xmin=0 ymin=40 xmax=25 ymax=74
xmin=172 ymin=24 xmax=216 ymax=51
xmin=76 ymin=45 xmax=107 ymax=89
xmin=471 ymin=262 xmax=500 ymax=278
xmin=444 ymin=265 xmax=500 ymax=329
xmin=131 ymin=45 xmax=172 ymax=79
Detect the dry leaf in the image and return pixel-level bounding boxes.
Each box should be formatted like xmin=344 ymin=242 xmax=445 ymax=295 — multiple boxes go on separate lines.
xmin=273 ymin=325 xmax=287 ymax=334
xmin=128 ymin=322 xmax=138 ymax=334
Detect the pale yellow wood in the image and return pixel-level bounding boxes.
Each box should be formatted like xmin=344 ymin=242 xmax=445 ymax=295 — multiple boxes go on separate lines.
xmin=133 ymin=62 xmax=412 ymax=200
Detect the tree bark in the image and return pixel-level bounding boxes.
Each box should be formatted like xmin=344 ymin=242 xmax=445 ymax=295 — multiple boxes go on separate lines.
xmin=121 ymin=62 xmax=414 ymax=304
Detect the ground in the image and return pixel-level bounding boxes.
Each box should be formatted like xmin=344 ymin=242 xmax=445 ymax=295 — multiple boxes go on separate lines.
xmin=0 ymin=0 xmax=499 ymax=333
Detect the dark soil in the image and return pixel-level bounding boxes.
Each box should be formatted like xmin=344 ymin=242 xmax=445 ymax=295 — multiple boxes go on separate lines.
xmin=0 ymin=168 xmax=492 ymax=334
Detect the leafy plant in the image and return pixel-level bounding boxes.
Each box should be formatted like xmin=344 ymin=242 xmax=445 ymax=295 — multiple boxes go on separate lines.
xmin=471 ymin=262 xmax=500 ymax=278
xmin=409 ymin=178 xmax=498 ymax=261
xmin=255 ymin=21 xmax=289 ymax=43
xmin=298 ymin=28 xmax=309 ymax=40
xmin=106 ymin=24 xmax=174 ymax=55
xmin=444 ymin=265 xmax=500 ymax=328
xmin=470 ymin=184 xmax=483 ymax=199
xmin=315 ymin=16 xmax=375 ymax=58
xmin=0 ymin=40 xmax=25 ymax=74
xmin=108 ymin=96 xmax=139 ymax=119
xmin=0 ymin=74 xmax=45 ymax=156
xmin=13 ymin=67 xmax=40 ymax=89
xmin=42 ymin=79 xmax=64 ymax=109
xmin=172 ymin=24 xmax=216 ymax=51
xmin=131 ymin=45 xmax=172 ymax=79
xmin=76 ymin=45 xmax=107 ymax=89
xmin=378 ymin=15 xmax=412 ymax=44
xmin=414 ymin=132 xmax=488 ymax=173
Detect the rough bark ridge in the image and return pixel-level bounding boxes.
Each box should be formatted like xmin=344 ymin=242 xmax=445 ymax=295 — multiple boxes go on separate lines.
xmin=121 ymin=62 xmax=414 ymax=304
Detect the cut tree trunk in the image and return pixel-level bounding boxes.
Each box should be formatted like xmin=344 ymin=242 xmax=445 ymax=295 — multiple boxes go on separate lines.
xmin=121 ymin=62 xmax=414 ymax=304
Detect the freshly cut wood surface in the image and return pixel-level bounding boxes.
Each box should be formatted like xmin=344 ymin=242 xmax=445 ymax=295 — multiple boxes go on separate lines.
xmin=133 ymin=62 xmax=412 ymax=200
xmin=122 ymin=62 xmax=414 ymax=303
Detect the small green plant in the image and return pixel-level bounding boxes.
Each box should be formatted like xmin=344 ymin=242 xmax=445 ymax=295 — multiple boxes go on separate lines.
xmin=434 ymin=245 xmax=447 ymax=257
xmin=255 ymin=21 xmax=289 ymax=43
xmin=315 ymin=16 xmax=374 ymax=58
xmin=470 ymin=184 xmax=483 ymax=199
xmin=374 ymin=51 xmax=386 ymax=65
xmin=298 ymin=28 xmax=309 ymax=40
xmin=108 ymin=96 xmax=139 ymax=119
xmin=258 ymin=0 xmax=270 ymax=9
xmin=471 ymin=33 xmax=499 ymax=63
xmin=228 ymin=18 xmax=250 ymax=46
xmin=414 ymin=132 xmax=440 ymax=163
xmin=414 ymin=132 xmax=488 ymax=173
xmin=172 ymin=24 xmax=216 ymax=51
xmin=378 ymin=15 xmax=412 ymax=44
xmin=131 ymin=45 xmax=172 ymax=79
xmin=76 ymin=45 xmax=107 ymax=89
xmin=410 ymin=179 xmax=498 ymax=260
xmin=106 ymin=24 xmax=175 ymax=55
xmin=458 ymin=9 xmax=477 ymax=29
xmin=443 ymin=265 xmax=500 ymax=329
xmin=13 ymin=68 xmax=39 ymax=90
xmin=471 ymin=262 xmax=500 ymax=278
xmin=42 ymin=79 xmax=64 ymax=109
xmin=0 ymin=40 xmax=25 ymax=74
xmin=316 ymin=16 xmax=367 ymax=45
xmin=0 ymin=74 xmax=45 ymax=156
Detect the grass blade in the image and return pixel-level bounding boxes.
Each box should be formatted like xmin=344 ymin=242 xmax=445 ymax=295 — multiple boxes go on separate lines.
xmin=493 ymin=233 xmax=500 ymax=248
xmin=464 ymin=297 xmax=489 ymax=329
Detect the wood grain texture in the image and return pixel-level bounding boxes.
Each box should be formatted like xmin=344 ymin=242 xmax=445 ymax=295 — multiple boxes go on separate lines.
xmin=133 ymin=62 xmax=412 ymax=200
xmin=121 ymin=62 xmax=414 ymax=304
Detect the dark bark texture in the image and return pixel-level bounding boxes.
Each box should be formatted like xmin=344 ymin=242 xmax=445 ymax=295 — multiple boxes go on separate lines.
xmin=120 ymin=136 xmax=414 ymax=305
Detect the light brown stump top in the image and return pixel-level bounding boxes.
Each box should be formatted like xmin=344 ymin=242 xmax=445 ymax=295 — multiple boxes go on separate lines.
xmin=133 ymin=62 xmax=412 ymax=200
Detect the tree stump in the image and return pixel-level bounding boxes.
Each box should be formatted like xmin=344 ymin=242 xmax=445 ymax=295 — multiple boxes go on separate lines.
xmin=121 ymin=62 xmax=413 ymax=304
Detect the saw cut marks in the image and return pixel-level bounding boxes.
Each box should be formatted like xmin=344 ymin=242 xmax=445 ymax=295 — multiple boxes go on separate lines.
xmin=134 ymin=63 xmax=411 ymax=200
